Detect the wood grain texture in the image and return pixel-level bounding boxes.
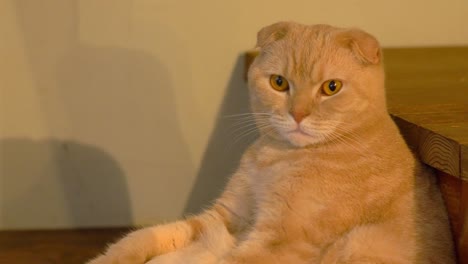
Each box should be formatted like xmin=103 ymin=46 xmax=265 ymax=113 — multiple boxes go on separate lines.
xmin=438 ymin=172 xmax=468 ymax=264
xmin=383 ymin=47 xmax=468 ymax=108
xmin=393 ymin=115 xmax=460 ymax=176
xmin=0 ymin=228 xmax=129 ymax=264
xmin=439 ymin=172 xmax=463 ymax=239
xmin=384 ymin=47 xmax=468 ymax=179
xmin=459 ymin=180 xmax=468 ymax=264
xmin=463 ymin=145 xmax=468 ymax=181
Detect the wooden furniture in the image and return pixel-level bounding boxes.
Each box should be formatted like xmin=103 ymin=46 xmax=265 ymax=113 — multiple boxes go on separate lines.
xmin=0 ymin=228 xmax=129 ymax=264
xmin=245 ymin=47 xmax=468 ymax=263
xmin=384 ymin=48 xmax=468 ymax=264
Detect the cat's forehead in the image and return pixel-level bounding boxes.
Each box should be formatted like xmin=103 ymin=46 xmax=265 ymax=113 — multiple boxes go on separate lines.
xmin=284 ymin=24 xmax=338 ymax=43
xmin=262 ymin=26 xmax=345 ymax=80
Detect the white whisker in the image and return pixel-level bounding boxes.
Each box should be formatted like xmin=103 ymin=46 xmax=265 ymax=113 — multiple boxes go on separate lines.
xmin=223 ymin=112 xmax=272 ymax=119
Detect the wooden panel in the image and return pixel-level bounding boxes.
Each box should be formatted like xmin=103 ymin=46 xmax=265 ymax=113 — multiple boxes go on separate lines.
xmin=393 ymin=115 xmax=460 ymax=176
xmin=382 ymin=48 xmax=468 ymax=178
xmin=439 ymin=172 xmax=462 ymax=236
xmin=383 ymin=47 xmax=468 ymax=108
xmin=460 ymin=180 xmax=468 ymax=264
xmin=438 ymin=172 xmax=468 ymax=264
xmin=463 ymin=145 xmax=468 ymax=181
xmin=0 ymin=228 xmax=129 ymax=264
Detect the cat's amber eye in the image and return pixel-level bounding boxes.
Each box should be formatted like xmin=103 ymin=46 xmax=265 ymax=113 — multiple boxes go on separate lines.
xmin=322 ymin=80 xmax=343 ymax=96
xmin=270 ymin=75 xmax=290 ymax=91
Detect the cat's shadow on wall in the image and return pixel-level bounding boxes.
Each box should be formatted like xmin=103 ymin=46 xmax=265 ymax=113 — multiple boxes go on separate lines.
xmin=183 ymin=55 xmax=255 ymax=214
xmin=6 ymin=0 xmax=194 ymax=228
xmin=0 ymin=139 xmax=132 ymax=228
xmin=10 ymin=0 xmax=253 ymax=224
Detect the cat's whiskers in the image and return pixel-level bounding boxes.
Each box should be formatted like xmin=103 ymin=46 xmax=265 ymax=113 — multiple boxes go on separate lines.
xmin=270 ymin=116 xmax=296 ymax=131
xmin=229 ymin=122 xmax=266 ymax=141
xmin=227 ymin=113 xmax=369 ymax=155
xmin=226 ymin=113 xmax=271 ymax=134
xmin=224 ymin=113 xmax=273 ymax=126
xmin=257 ymin=126 xmax=278 ymax=145
xmin=300 ymin=120 xmax=370 ymax=156
xmin=307 ymin=120 xmax=365 ymax=142
xmin=223 ymin=112 xmax=272 ymax=118
xmin=222 ymin=112 xmax=284 ymax=152
xmin=229 ymin=118 xmax=266 ymax=131
xmin=228 ymin=123 xmax=260 ymax=141
xmin=226 ymin=113 xmax=273 ymax=128
xmin=318 ymin=127 xmax=369 ymax=157
xmin=322 ymin=122 xmax=371 ymax=151
xmin=208 ymin=113 xmax=268 ymax=153
xmin=230 ymin=122 xmax=272 ymax=147
xmin=330 ymin=134 xmax=368 ymax=157
xmin=229 ymin=120 xmax=263 ymax=130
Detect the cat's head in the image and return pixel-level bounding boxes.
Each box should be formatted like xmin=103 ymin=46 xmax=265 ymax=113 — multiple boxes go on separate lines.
xmin=248 ymin=22 xmax=387 ymax=148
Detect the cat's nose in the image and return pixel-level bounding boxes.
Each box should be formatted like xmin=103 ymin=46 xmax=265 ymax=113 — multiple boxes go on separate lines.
xmin=290 ymin=110 xmax=308 ymax=124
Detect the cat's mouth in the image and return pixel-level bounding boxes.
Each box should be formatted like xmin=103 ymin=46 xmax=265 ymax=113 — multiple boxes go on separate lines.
xmin=283 ymin=126 xmax=320 ymax=147
xmin=287 ymin=128 xmax=312 ymax=137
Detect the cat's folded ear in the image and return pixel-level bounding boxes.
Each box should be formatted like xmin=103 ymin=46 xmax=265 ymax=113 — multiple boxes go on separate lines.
xmin=256 ymin=21 xmax=294 ymax=48
xmin=339 ymin=29 xmax=382 ymax=65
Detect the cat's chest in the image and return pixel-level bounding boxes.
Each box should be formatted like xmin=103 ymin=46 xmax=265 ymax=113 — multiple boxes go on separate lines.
xmin=244 ymin=149 xmax=315 ymax=201
xmin=246 ymin=149 xmax=301 ymax=179
xmin=241 ymin=144 xmax=369 ymax=212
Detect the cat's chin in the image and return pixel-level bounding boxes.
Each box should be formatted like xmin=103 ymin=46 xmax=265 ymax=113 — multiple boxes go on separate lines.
xmin=285 ymin=131 xmax=319 ymax=148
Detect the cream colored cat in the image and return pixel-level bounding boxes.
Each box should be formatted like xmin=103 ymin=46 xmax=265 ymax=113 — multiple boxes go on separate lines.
xmin=87 ymin=22 xmax=455 ymax=264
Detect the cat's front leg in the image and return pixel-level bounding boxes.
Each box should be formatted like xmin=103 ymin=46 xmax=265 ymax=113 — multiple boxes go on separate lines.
xmin=218 ymin=236 xmax=318 ymax=264
xmin=87 ymin=171 xmax=252 ymax=264
xmin=144 ymin=219 xmax=237 ymax=264
xmin=87 ymin=208 xmax=238 ymax=264
xmin=219 ymin=250 xmax=311 ymax=264
xmin=86 ymin=219 xmax=200 ymax=264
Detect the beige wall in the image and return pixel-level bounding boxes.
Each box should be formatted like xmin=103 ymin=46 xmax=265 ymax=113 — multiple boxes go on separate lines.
xmin=1 ymin=0 xmax=467 ymax=229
